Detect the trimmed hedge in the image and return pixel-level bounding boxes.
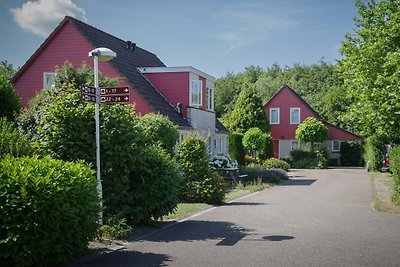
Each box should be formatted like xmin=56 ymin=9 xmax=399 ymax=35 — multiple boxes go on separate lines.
xmin=263 ymin=157 xmax=290 ymax=171
xmin=340 ymin=141 xmax=363 ymax=166
xmin=363 ymin=136 xmax=385 ymax=171
xmin=290 ymin=148 xmax=328 ymax=169
xmin=229 ymin=132 xmax=245 ymax=166
xmin=390 ymin=146 xmax=400 ymax=204
xmin=0 ymin=156 xmax=99 ymax=267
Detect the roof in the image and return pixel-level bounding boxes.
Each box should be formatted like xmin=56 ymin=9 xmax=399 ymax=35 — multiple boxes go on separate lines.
xmin=13 ymin=16 xmax=191 ymax=128
xmin=216 ymin=119 xmax=229 ymax=133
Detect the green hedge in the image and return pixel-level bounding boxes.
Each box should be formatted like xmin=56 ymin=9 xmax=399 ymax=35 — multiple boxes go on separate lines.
xmin=340 ymin=141 xmax=363 ymax=166
xmin=290 ymin=148 xmax=328 ymax=169
xmin=229 ymin=132 xmax=245 ymax=166
xmin=0 ymin=117 xmax=33 ymax=159
xmin=0 ymin=156 xmax=99 ymax=267
xmin=390 ymin=147 xmax=400 ymax=204
xmin=364 ymin=136 xmax=386 ymax=171
xmin=263 ymin=157 xmax=290 ymax=171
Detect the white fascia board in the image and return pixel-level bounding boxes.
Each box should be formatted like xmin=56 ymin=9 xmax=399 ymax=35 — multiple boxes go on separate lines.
xmin=138 ymin=66 xmax=215 ymax=81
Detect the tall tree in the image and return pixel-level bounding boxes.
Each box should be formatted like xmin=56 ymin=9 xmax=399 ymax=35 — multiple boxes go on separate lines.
xmin=225 ymin=83 xmax=270 ymax=134
xmin=295 ymin=117 xmax=328 ymax=151
xmin=0 ymin=60 xmax=17 ymax=81
xmin=0 ymin=75 xmax=20 ymax=120
xmin=339 ymin=0 xmax=400 ymax=138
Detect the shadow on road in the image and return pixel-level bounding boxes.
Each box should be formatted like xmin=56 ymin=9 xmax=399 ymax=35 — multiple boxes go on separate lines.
xmin=140 ymin=220 xmax=252 ymax=247
xmin=279 ymin=179 xmax=317 ymax=186
xmin=67 ymin=250 xmax=172 ymax=267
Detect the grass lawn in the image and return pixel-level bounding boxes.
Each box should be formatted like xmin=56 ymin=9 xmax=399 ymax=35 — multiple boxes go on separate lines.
xmin=371 ymin=171 xmax=400 ymax=215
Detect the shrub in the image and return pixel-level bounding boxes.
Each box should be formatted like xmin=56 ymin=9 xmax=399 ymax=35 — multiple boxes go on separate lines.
xmin=364 ymin=136 xmax=386 ymax=171
xmin=290 ymin=149 xmax=316 ymax=161
xmin=245 ymin=155 xmax=263 ymax=165
xmin=263 ymin=157 xmax=290 ymax=171
xmin=229 ymin=132 xmax=245 ymax=166
xmin=177 ymin=137 xmax=226 ymax=204
xmin=390 ymin=146 xmax=400 ymax=204
xmin=137 ymin=113 xmax=179 ymax=154
xmin=340 ymin=141 xmax=363 ymax=166
xmin=290 ymin=148 xmax=328 ymax=169
xmin=0 ymin=117 xmax=33 ymax=159
xmin=181 ymin=172 xmax=226 ymax=205
xmin=96 ymin=216 xmax=133 ymax=240
xmin=259 ymin=133 xmax=274 ymax=160
xmin=0 ymin=74 xmax=20 ymax=121
xmin=209 ymin=155 xmax=238 ymax=169
xmin=0 ymin=156 xmax=99 ymax=267
xmin=240 ymin=164 xmax=288 ymax=183
xmin=295 ymin=117 xmax=328 ymax=150
xmin=242 ymin=127 xmax=266 ymax=157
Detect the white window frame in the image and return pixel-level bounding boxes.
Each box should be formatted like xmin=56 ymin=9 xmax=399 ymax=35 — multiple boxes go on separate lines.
xmin=269 ymin=108 xmax=280 ymax=124
xmin=290 ymin=107 xmax=301 ymax=124
xmin=190 ymin=80 xmax=202 ymax=106
xmin=332 ymin=140 xmax=341 ymax=152
xmin=291 ymin=140 xmax=300 ymax=151
xmin=206 ymin=87 xmax=214 ymax=111
xmin=43 ymin=72 xmax=55 ymax=90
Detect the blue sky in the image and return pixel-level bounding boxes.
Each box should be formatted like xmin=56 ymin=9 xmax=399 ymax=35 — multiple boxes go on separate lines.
xmin=0 ymin=0 xmax=358 ymax=78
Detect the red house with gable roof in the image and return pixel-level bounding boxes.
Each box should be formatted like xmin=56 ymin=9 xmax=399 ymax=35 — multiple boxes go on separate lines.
xmin=264 ymin=85 xmax=361 ymax=162
xmin=12 ymin=16 xmax=229 ymax=157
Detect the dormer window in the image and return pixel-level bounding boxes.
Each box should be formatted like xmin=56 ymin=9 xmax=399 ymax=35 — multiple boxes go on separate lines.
xmin=190 ymin=80 xmax=202 ymax=106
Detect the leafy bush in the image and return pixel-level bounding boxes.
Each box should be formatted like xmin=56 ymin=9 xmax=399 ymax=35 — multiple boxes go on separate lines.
xmin=340 ymin=141 xmax=363 ymax=166
xmin=137 ymin=113 xmax=179 ymax=154
xmin=259 ymin=133 xmax=274 ymax=160
xmin=290 ymin=149 xmax=316 ymax=162
xmin=0 ymin=156 xmax=99 ymax=267
xmin=240 ymin=164 xmax=288 ymax=183
xmin=295 ymin=117 xmax=328 ymax=150
xmin=290 ymin=148 xmax=328 ymax=169
xmin=0 ymin=74 xmax=20 ymax=121
xmin=263 ymin=157 xmax=290 ymax=171
xmin=209 ymin=155 xmax=238 ymax=169
xmin=364 ymin=136 xmax=386 ymax=171
xmin=0 ymin=117 xmax=33 ymax=159
xmin=390 ymin=146 xmax=400 ymax=204
xmin=177 ymin=137 xmax=226 ymax=204
xmin=242 ymin=127 xmax=266 ymax=157
xmin=181 ymin=172 xmax=226 ymax=205
xmin=245 ymin=155 xmax=263 ymax=165
xmin=96 ymin=216 xmax=133 ymax=240
xmin=229 ymin=132 xmax=245 ymax=166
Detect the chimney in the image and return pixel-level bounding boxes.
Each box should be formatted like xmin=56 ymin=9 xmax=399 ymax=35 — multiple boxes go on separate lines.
xmin=126 ymin=40 xmax=132 ymax=50
xmin=131 ymin=42 xmax=136 ymax=51
xmin=176 ymin=102 xmax=183 ymax=115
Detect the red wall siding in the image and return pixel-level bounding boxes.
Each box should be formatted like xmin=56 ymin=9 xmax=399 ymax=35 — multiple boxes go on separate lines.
xmin=144 ymin=72 xmax=189 ymax=117
xmin=265 ymin=88 xmax=317 ymax=140
xmin=13 ymin=22 xmax=153 ymax=115
xmin=326 ymin=123 xmax=360 ymax=140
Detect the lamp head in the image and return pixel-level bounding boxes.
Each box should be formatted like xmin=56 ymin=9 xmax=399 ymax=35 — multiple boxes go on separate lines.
xmin=89 ymin=47 xmax=116 ymax=62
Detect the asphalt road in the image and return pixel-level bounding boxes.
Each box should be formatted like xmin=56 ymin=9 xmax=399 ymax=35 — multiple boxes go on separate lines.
xmin=74 ymin=168 xmax=400 ymax=266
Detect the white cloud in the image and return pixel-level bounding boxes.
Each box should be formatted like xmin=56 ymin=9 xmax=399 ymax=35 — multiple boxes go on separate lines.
xmin=214 ymin=5 xmax=298 ymax=54
xmin=11 ymin=0 xmax=87 ymax=37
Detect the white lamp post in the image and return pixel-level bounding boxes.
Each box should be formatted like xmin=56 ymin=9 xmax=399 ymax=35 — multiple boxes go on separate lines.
xmin=88 ymin=47 xmax=116 ymax=225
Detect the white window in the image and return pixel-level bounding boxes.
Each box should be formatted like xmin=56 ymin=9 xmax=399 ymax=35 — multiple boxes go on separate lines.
xmin=290 ymin=108 xmax=301 ymax=124
xmin=190 ymin=80 xmax=202 ymax=106
xmin=43 ymin=72 xmax=55 ymax=90
xmin=206 ymin=87 xmax=214 ymax=111
xmin=332 ymin=140 xmax=341 ymax=152
xmin=291 ymin=140 xmax=300 ymax=150
xmin=270 ymin=108 xmax=280 ymax=124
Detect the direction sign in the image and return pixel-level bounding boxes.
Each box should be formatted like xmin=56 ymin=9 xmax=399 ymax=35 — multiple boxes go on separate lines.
xmin=101 ymin=95 xmax=130 ymax=104
xmin=100 ymin=87 xmax=129 ymax=95
xmin=81 ymin=85 xmax=131 ymax=104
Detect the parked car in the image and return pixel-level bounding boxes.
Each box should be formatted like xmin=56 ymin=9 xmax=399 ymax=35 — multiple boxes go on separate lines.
xmin=382 ymin=144 xmax=393 ymax=172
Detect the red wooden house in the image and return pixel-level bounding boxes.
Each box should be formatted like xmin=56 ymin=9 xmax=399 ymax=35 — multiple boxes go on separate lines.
xmin=12 ymin=16 xmax=229 ymax=156
xmin=264 ymin=85 xmax=361 ymax=162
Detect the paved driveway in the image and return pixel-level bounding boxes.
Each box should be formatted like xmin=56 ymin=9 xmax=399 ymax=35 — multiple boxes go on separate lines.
xmin=73 ymin=168 xmax=400 ymax=266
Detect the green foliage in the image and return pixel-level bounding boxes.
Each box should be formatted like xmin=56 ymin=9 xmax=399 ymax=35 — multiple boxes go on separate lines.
xmin=0 ymin=117 xmax=33 ymax=159
xmin=389 ymin=147 xmax=400 ymax=204
xmin=0 ymin=60 xmax=17 ymax=80
xmin=263 ymin=158 xmax=290 ymax=171
xmin=244 ymin=155 xmax=263 ymax=165
xmin=0 ymin=156 xmax=99 ymax=267
xmin=240 ymin=164 xmax=288 ymax=183
xmin=181 ymin=172 xmax=226 ymax=205
xmin=137 ymin=113 xmax=179 ymax=153
xmin=0 ymin=75 xmax=20 ymax=120
xmin=290 ymin=148 xmax=328 ymax=169
xmin=295 ymin=117 xmax=328 ymax=150
xmin=340 ymin=141 xmax=363 ymax=166
xmin=177 ymin=136 xmax=211 ymax=181
xmin=225 ymin=84 xmax=270 ymax=134
xmin=259 ymin=133 xmax=274 ymax=160
xmin=96 ymin=216 xmax=132 ymax=240
xmin=339 ymin=0 xmax=400 ymax=137
xmin=177 ymin=137 xmax=226 ymax=204
xmin=364 ymin=136 xmax=386 ymax=171
xmin=242 ymin=127 xmax=266 ymax=156
xmin=229 ymin=132 xmax=246 ymax=166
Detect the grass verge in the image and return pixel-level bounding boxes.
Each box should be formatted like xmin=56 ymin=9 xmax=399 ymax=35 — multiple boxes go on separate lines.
xmin=371 ymin=171 xmax=400 ymax=215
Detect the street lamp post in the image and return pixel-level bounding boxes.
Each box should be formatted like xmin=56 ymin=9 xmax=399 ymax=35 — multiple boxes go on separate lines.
xmin=88 ymin=47 xmax=116 ymax=225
